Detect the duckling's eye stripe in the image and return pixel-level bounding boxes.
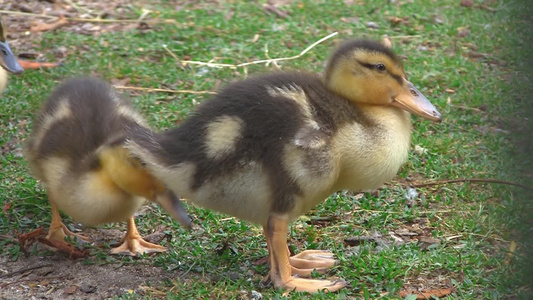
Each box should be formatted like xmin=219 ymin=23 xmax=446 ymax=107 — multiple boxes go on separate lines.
xmin=355 ymin=59 xmax=375 ymax=70
xmin=355 ymin=59 xmax=404 ymax=85
xmin=390 ymin=74 xmax=403 ymax=85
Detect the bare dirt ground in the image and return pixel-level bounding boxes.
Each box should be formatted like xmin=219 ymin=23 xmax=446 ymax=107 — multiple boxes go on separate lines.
xmin=1 ymin=254 xmax=179 ymax=300
xmin=1 ymin=224 xmax=186 ymax=300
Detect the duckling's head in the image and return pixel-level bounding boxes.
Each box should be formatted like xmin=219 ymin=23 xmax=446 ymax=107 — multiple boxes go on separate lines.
xmin=0 ymin=19 xmax=23 ymax=74
xmin=325 ymin=39 xmax=441 ymax=122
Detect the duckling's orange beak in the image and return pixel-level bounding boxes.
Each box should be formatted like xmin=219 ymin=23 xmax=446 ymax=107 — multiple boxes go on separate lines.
xmin=391 ymin=79 xmax=441 ymax=122
xmin=155 ymin=189 xmax=192 ymax=230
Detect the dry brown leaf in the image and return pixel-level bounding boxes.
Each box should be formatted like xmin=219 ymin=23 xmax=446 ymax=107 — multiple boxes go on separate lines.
xmin=387 ymin=16 xmax=409 ymax=25
xmin=382 ymin=36 xmax=392 ymax=48
xmin=3 ymin=202 xmax=11 ymax=215
xmin=253 ymin=255 xmax=269 ymax=266
xmin=30 ymin=16 xmax=69 ymax=32
xmin=399 ymin=288 xmax=454 ymax=299
xmin=38 ymin=237 xmax=90 ymax=259
xmin=225 ymin=9 xmax=235 ymax=20
xmin=457 ymin=27 xmax=471 ymax=38
xmin=476 ymin=4 xmax=497 ymax=12
xmin=64 ymin=286 xmax=78 ymax=295
xmin=505 ymin=241 xmax=518 ymax=265
xmin=263 ymin=4 xmax=290 ymax=18
xmin=432 ymin=14 xmax=445 ymax=24
xmin=267 ymin=0 xmax=294 ymax=5
xmin=17 ymin=227 xmax=45 ymax=247
xmin=460 ymin=0 xmax=474 ymax=7
xmin=16 ymin=227 xmax=46 ymax=255
xmin=340 ymin=17 xmax=359 ymax=24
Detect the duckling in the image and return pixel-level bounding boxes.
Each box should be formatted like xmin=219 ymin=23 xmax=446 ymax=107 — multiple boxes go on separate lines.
xmin=126 ymin=39 xmax=441 ymax=292
xmin=25 ymin=77 xmax=191 ymax=256
xmin=0 ymin=19 xmax=24 ymax=93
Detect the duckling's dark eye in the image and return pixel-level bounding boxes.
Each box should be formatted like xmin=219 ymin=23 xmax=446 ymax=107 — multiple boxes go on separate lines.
xmin=375 ymin=63 xmax=386 ymax=71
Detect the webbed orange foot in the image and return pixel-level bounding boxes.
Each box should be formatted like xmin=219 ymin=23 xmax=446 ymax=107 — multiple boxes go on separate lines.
xmin=289 ymin=250 xmax=339 ymax=277
xmin=110 ymin=217 xmax=167 ymax=256
xmin=281 ymin=277 xmax=348 ymax=293
xmin=110 ymin=236 xmax=166 ymax=256
xmin=264 ymin=214 xmax=347 ymax=293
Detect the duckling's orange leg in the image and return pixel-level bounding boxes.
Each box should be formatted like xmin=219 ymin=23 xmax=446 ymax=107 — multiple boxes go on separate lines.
xmin=289 ymin=249 xmax=339 ymax=278
xmin=46 ymin=197 xmax=89 ymax=243
xmin=264 ymin=215 xmax=347 ymax=293
xmin=110 ymin=217 xmax=166 ymax=256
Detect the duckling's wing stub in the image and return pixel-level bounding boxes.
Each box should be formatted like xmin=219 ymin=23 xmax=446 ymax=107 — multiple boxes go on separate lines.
xmin=293 ymin=126 xmax=329 ymax=149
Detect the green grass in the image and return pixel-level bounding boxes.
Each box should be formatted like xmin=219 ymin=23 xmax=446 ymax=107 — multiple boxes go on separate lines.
xmin=1 ymin=0 xmax=532 ymax=298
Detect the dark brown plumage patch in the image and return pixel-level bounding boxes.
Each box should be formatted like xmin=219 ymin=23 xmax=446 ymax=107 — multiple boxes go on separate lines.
xmin=26 ymin=77 xmax=147 ymax=175
xmin=129 ymin=72 xmax=374 ymax=214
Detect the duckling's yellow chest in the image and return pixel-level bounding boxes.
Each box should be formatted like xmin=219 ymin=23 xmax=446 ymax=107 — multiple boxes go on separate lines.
xmin=332 ymin=108 xmax=412 ymax=191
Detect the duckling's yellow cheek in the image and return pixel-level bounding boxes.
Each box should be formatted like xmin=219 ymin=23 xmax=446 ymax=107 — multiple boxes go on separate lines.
xmin=204 ymin=115 xmax=244 ymax=160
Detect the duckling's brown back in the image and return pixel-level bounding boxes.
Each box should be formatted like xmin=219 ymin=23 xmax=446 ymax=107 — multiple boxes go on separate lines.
xmin=26 ymin=77 xmax=147 ymax=176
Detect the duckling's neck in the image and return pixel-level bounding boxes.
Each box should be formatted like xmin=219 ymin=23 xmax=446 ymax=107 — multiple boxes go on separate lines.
xmin=333 ymin=104 xmax=412 ymax=191
xmin=0 ymin=68 xmax=7 ymax=93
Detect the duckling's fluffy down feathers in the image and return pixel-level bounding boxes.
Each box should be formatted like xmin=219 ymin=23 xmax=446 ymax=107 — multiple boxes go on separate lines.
xmin=126 ymin=71 xmax=411 ymax=225
xmin=125 ymin=39 xmax=439 ymax=292
xmin=25 ymin=78 xmax=151 ymax=225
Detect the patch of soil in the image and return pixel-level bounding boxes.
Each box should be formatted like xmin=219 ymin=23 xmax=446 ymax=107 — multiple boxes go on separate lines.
xmin=0 ymin=254 xmax=179 ymax=300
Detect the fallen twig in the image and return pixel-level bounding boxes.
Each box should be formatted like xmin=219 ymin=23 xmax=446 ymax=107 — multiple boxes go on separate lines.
xmin=30 ymin=15 xmax=69 ymax=32
xmin=38 ymin=237 xmax=90 ymax=259
xmin=0 ymin=264 xmax=53 ymax=278
xmin=172 ymin=32 xmax=338 ymax=69
xmin=407 ymin=178 xmax=533 ymax=192
xmin=0 ymin=275 xmax=65 ymax=288
xmin=399 ymin=288 xmax=454 ymax=299
xmin=352 ymin=208 xmax=452 ymax=215
xmin=0 ymin=10 xmax=178 ymax=25
xmin=18 ymin=60 xmax=60 ymax=69
xmin=113 ymin=85 xmax=216 ymax=95
xmin=16 ymin=227 xmax=46 ymax=254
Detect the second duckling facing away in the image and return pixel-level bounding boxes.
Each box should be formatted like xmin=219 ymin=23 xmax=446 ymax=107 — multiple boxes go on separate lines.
xmin=126 ymin=40 xmax=441 ymax=292
xmin=0 ymin=19 xmax=24 ymax=93
xmin=25 ymin=78 xmax=191 ymax=256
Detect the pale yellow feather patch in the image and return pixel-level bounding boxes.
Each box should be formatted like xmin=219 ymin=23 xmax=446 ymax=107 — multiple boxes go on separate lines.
xmin=115 ymin=104 xmax=149 ymax=127
xmin=32 ymin=99 xmax=73 ymax=152
xmin=0 ymin=68 xmax=7 ymax=93
xmin=332 ymin=106 xmax=411 ymax=191
xmin=267 ymin=84 xmax=321 ymax=130
xmin=204 ymin=115 xmax=244 ymax=160
xmin=38 ymin=155 xmax=144 ymax=226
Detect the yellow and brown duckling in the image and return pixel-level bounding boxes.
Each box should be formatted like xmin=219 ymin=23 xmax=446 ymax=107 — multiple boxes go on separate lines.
xmin=126 ymin=39 xmax=441 ymax=292
xmin=0 ymin=19 xmax=24 ymax=93
xmin=25 ymin=77 xmax=191 ymax=256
